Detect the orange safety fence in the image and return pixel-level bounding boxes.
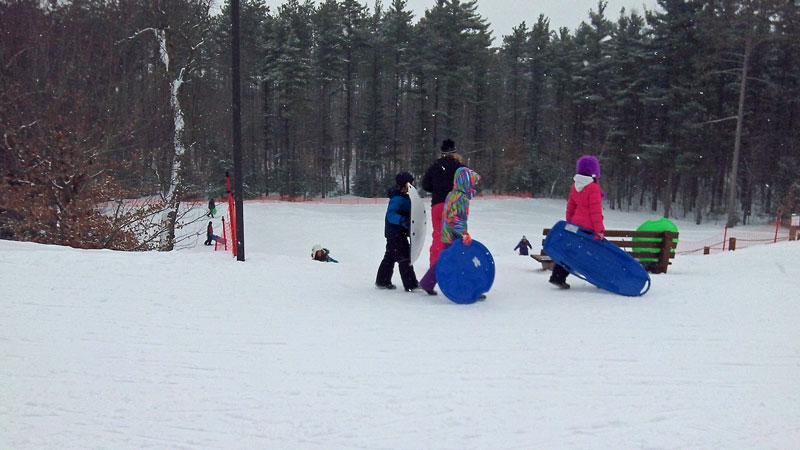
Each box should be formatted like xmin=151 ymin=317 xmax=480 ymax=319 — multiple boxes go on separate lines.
xmin=214 ymin=217 xmax=231 ymax=252
xmin=676 ymin=221 xmax=794 ymax=255
xmin=106 ymin=194 xmax=796 ymax=256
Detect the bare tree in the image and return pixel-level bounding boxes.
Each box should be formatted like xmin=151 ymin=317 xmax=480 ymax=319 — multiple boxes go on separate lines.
xmin=119 ymin=1 xmax=212 ymax=250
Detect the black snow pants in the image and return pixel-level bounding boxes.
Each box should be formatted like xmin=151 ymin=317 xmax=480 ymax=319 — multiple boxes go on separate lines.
xmin=550 ymin=263 xmax=569 ymax=283
xmin=375 ymin=235 xmax=419 ymax=290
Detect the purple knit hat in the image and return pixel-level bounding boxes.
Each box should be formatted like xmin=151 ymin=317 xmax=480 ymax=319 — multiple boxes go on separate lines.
xmin=576 ymin=155 xmax=601 ymax=178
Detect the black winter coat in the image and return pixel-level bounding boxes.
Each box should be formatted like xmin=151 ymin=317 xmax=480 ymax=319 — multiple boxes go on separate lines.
xmin=421 ymin=156 xmax=464 ymax=205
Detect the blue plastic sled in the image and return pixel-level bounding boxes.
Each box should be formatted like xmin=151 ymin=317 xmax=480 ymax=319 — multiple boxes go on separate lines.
xmin=543 ymin=221 xmax=651 ymax=297
xmin=436 ymin=239 xmax=495 ymax=304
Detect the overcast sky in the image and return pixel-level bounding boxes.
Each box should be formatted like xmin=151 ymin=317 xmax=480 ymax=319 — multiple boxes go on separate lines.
xmin=220 ymin=0 xmax=662 ymax=43
xmin=396 ymin=0 xmax=660 ymax=40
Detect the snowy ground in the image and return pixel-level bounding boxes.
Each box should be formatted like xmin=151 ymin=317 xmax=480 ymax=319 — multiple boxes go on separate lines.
xmin=2 ymin=197 xmax=799 ymax=449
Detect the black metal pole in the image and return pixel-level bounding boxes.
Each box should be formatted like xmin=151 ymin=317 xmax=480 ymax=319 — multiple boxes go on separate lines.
xmin=231 ymin=0 xmax=245 ymax=261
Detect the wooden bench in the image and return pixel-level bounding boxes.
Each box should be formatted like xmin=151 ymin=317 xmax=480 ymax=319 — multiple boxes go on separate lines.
xmin=531 ymin=228 xmax=679 ymax=274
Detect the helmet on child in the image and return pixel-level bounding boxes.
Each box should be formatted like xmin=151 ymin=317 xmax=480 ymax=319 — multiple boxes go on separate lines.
xmin=311 ymin=244 xmax=323 ymax=258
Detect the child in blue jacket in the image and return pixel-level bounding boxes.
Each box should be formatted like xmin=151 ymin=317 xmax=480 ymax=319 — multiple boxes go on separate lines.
xmin=514 ymin=236 xmax=532 ymax=255
xmin=375 ymin=172 xmax=420 ymax=291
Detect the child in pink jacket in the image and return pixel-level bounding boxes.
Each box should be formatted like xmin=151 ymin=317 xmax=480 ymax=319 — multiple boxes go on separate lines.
xmin=549 ymin=155 xmax=605 ymax=289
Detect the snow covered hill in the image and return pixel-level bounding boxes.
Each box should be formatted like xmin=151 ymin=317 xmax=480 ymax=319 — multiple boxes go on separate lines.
xmin=2 ymin=198 xmax=798 ymax=449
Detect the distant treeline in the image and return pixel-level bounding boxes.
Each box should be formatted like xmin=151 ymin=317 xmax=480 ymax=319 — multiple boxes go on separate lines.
xmin=2 ymin=0 xmax=800 ymax=229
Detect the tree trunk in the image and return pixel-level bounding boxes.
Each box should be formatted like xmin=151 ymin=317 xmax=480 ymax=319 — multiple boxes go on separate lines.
xmin=433 ymin=77 xmax=440 ymax=148
xmin=727 ymin=34 xmax=751 ymax=228
xmin=263 ymin=80 xmax=272 ymax=195
xmin=344 ymin=54 xmax=353 ymax=194
xmin=156 ymin=28 xmax=186 ymax=251
xmin=320 ymin=81 xmax=331 ymax=197
xmin=391 ymin=68 xmax=400 ymax=174
xmin=662 ymin=173 xmax=673 ymax=219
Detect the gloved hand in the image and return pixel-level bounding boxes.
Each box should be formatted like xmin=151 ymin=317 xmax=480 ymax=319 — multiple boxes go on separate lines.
xmin=594 ymin=231 xmax=604 ymax=240
xmin=462 ymin=231 xmax=472 ymax=245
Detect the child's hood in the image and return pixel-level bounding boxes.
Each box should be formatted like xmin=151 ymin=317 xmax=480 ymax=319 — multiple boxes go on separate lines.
xmin=387 ymin=186 xmax=405 ymax=199
xmin=573 ymin=174 xmax=595 ymax=192
xmin=453 ymin=167 xmax=481 ymax=198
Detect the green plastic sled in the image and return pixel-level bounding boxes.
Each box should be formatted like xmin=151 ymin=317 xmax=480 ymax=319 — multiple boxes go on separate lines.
xmin=633 ymin=217 xmax=679 ymax=262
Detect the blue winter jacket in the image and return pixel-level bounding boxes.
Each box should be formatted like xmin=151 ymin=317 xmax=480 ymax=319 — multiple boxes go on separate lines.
xmin=384 ymin=186 xmax=411 ymax=239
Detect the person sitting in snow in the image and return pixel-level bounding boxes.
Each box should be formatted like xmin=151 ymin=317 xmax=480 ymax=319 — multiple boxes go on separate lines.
xmin=205 ymin=221 xmax=225 ymax=246
xmin=204 ymin=221 xmax=214 ymax=245
xmin=549 ymin=155 xmax=606 ymax=290
xmin=375 ymin=172 xmax=420 ymax=292
xmin=312 ymin=245 xmax=338 ymax=263
xmin=514 ymin=235 xmax=532 ymax=255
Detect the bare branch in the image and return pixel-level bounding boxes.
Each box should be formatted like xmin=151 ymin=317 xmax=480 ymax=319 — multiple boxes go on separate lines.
xmin=191 ymin=39 xmax=206 ymax=52
xmin=693 ymin=116 xmax=738 ymax=126
xmin=4 ymin=48 xmax=29 ymax=71
xmin=115 ymin=27 xmax=159 ymax=45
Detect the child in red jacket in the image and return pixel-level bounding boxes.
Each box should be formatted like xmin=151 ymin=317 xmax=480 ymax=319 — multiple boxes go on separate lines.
xmin=549 ymin=155 xmax=605 ymax=289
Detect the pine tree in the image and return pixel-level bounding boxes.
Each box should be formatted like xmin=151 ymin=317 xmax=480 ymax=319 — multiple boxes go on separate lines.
xmin=604 ymin=10 xmax=649 ymax=211
xmin=572 ymin=1 xmax=615 ymax=155
xmin=644 ymin=0 xmax=706 ymax=218
xmin=383 ymin=0 xmax=415 ymax=174
xmin=267 ymin=0 xmax=314 ymax=197
xmin=312 ymin=0 xmax=345 ymax=197
xmin=339 ymin=0 xmax=368 ymax=195
xmin=545 ymin=28 xmax=581 ymax=195
xmin=500 ymin=22 xmax=529 ymax=147
xmin=354 ymin=2 xmax=388 ymax=198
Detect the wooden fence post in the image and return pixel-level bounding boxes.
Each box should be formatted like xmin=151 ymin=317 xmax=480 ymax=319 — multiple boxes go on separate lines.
xmin=657 ymin=231 xmax=676 ymax=273
xmin=729 ymin=237 xmax=737 ymax=251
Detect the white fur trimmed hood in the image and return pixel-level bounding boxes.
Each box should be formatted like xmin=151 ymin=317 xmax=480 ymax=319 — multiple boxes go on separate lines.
xmin=573 ymin=174 xmax=595 ymax=192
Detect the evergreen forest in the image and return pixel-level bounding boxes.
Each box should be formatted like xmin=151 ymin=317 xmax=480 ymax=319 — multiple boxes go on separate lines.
xmin=2 ymin=0 xmax=799 ymax=249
